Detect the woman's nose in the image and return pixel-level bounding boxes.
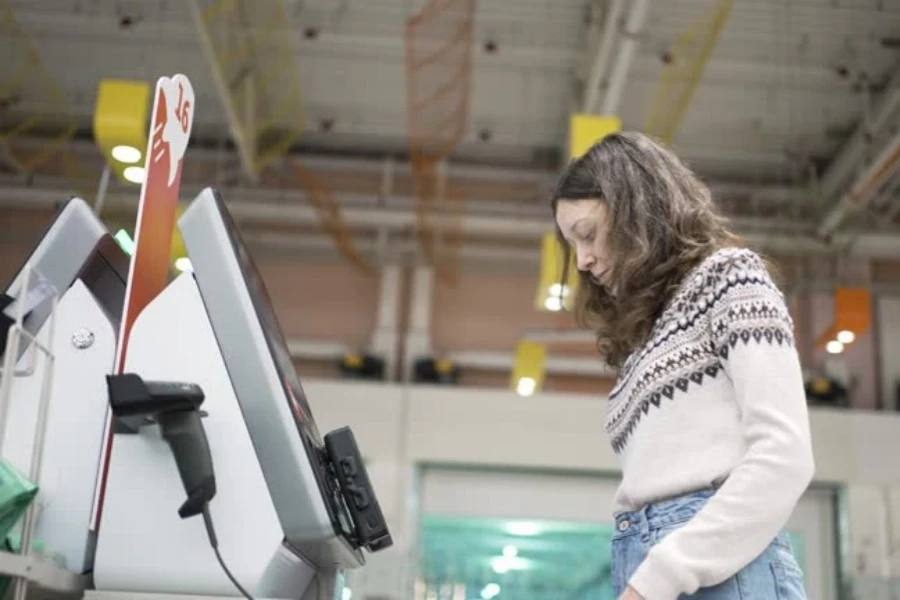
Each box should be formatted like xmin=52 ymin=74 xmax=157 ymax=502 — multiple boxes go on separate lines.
xmin=576 ymin=249 xmax=595 ymax=272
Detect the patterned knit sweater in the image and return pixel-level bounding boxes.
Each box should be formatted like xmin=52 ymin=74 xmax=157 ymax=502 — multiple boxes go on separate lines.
xmin=607 ymin=248 xmax=815 ymax=600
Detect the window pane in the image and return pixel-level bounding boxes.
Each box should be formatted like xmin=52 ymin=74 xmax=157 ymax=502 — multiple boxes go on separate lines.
xmin=418 ymin=515 xmax=615 ymax=600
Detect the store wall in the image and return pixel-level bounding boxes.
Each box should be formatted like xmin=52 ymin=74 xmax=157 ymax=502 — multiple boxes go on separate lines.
xmin=3 ymin=220 xmax=891 ymax=402
xmin=7 ymin=215 xmax=900 ymax=593
xmin=432 ymin=269 xmax=576 ymax=353
xmin=877 ymin=295 xmax=900 ymax=413
xmin=305 ymin=379 xmax=900 ymax=595
xmin=256 ymin=254 xmax=379 ymax=346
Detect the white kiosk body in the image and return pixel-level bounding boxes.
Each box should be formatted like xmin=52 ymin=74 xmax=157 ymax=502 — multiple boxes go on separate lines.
xmin=93 ymin=188 xmax=388 ymax=599
xmin=1 ymin=198 xmax=129 ymax=572
xmin=92 ymin=272 xmax=323 ymax=598
xmin=0 ymin=198 xmax=130 ymax=597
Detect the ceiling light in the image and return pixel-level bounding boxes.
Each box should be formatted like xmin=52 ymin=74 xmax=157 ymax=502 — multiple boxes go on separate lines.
xmin=548 ymin=283 xmax=569 ymax=298
xmin=502 ymin=545 xmax=517 ymax=558
xmin=342 ymin=589 xmax=352 ymax=600
xmin=543 ymin=296 xmax=563 ymax=311
xmin=481 ymin=583 xmax=500 ymax=600
xmin=123 ymin=166 xmax=145 ymax=184
xmin=174 ymin=257 xmax=193 ymax=273
xmin=111 ymin=144 xmax=142 ymax=164
xmin=506 ymin=521 xmax=539 ymax=536
xmin=516 ymin=377 xmax=536 ymax=397
xmin=826 ymin=340 xmax=844 ymax=354
xmin=491 ymin=556 xmax=528 ymax=573
xmin=837 ymin=330 xmax=855 ymax=344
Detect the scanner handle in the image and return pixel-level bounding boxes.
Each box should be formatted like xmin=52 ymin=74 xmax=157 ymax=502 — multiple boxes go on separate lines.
xmin=157 ymin=410 xmax=217 ymax=518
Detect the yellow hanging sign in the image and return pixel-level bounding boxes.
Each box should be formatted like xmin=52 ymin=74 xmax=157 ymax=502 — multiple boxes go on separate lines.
xmin=93 ymin=79 xmax=151 ymax=184
xmin=568 ymin=113 xmax=621 ymax=160
xmin=535 ymin=231 xmax=578 ymax=313
xmin=510 ymin=340 xmax=547 ymax=397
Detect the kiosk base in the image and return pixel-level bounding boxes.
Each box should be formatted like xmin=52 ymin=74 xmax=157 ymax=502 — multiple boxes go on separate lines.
xmin=85 ymin=594 xmax=292 ymax=600
xmin=84 ymin=581 xmax=343 ymax=600
xmin=93 ymin=274 xmax=343 ymax=599
xmin=85 ymin=564 xmax=341 ymax=600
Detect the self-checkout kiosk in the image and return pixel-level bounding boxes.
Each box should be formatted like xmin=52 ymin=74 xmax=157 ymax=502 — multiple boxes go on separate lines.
xmin=90 ymin=187 xmax=391 ymax=599
xmin=0 ymin=189 xmax=391 ymax=599
xmin=0 ymin=197 xmax=131 ymax=600
xmin=0 ymin=197 xmax=129 ymax=581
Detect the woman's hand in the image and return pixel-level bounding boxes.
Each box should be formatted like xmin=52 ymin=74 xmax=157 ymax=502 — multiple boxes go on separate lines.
xmin=619 ymin=586 xmax=644 ymax=600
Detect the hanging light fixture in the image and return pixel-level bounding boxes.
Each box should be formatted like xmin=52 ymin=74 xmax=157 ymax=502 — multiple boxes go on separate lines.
xmin=510 ymin=340 xmax=547 ymax=396
xmin=815 ymin=287 xmax=871 ymax=353
xmin=93 ymin=79 xmax=151 ymax=184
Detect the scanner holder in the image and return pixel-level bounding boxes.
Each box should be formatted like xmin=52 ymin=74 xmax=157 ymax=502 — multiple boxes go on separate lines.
xmin=106 ymin=373 xmax=216 ymax=519
xmin=106 ymin=374 xmax=392 ymax=553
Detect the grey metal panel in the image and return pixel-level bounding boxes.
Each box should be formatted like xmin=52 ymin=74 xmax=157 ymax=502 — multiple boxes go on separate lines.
xmin=179 ymin=188 xmax=363 ymax=569
xmin=4 ymin=197 xmax=107 ymax=359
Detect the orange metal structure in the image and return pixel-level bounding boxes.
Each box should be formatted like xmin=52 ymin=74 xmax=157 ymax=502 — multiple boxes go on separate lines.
xmin=194 ymin=0 xmax=371 ymax=272
xmin=0 ymin=0 xmax=92 ymax=196
xmin=405 ymin=0 xmax=475 ymax=283
xmin=643 ymin=0 xmax=734 ymax=144
xmin=291 ymin=162 xmax=375 ymax=274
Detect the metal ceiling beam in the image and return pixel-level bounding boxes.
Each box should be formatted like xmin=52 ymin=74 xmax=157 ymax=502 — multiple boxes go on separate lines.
xmin=582 ymin=0 xmax=624 ymax=114
xmin=818 ymin=129 xmax=900 ymax=239
xmin=5 ymin=135 xmax=818 ymax=208
xmin=819 ymin=66 xmax=900 ymax=201
xmin=0 ymin=181 xmax=814 ymax=235
xmin=5 ymin=183 xmax=900 ymax=258
xmin=601 ymin=0 xmax=651 ymax=115
xmin=185 ymin=0 xmax=259 ymax=183
xmin=0 ymin=141 xmax=26 ymax=174
xmin=0 ymin=174 xmax=814 ymax=229
xmin=816 ymin=65 xmax=900 ymax=237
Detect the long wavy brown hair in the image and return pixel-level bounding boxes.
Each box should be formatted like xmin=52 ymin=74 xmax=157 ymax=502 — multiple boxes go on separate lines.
xmin=551 ymin=132 xmax=743 ymax=368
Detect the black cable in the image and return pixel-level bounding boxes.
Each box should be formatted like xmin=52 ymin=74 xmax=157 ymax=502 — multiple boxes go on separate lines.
xmin=202 ymin=504 xmax=256 ymax=600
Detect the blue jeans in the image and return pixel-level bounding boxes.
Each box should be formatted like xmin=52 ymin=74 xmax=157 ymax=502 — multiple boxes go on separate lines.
xmin=611 ymin=489 xmax=807 ymax=599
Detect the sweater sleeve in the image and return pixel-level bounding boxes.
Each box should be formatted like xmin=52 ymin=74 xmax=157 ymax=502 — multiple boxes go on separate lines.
xmin=627 ymin=250 xmax=815 ymax=600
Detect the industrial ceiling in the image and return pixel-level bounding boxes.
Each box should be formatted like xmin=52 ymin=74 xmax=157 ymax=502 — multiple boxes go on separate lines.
xmin=2 ymin=0 xmax=900 ymax=272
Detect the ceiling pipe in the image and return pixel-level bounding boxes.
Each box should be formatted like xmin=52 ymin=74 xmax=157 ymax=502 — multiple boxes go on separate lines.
xmin=815 ymin=65 xmax=900 ymax=238
xmin=8 ymin=184 xmax=900 ymax=257
xmin=185 ymin=0 xmax=259 ymax=183
xmin=449 ymin=350 xmax=617 ymax=378
xmin=583 ymin=0 xmax=625 ymax=114
xmin=601 ymin=0 xmax=651 ymax=116
xmin=818 ymin=129 xmax=900 ymax=239
xmin=0 ymin=183 xmax=816 ymax=238
xmin=287 ymin=339 xmax=350 ymax=360
xmin=240 ymin=231 xmax=540 ymax=265
xmin=4 ymin=135 xmax=817 ymax=205
xmin=819 ymin=66 xmax=900 ymax=202
xmin=525 ymin=329 xmax=594 ymax=343
xmin=284 ymin=339 xmax=618 ymax=379
xmin=238 ymin=230 xmax=900 ymax=278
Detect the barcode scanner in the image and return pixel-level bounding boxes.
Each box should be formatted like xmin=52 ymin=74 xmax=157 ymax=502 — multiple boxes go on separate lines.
xmin=106 ymin=373 xmax=255 ymax=598
xmin=106 ymin=373 xmax=216 ymax=518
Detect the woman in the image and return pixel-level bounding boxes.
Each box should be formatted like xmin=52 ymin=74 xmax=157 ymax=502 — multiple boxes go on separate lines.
xmin=552 ymin=132 xmax=814 ymax=600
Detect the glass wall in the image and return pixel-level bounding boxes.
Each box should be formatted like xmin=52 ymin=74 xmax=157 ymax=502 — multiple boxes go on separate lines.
xmin=416 ymin=517 xmax=810 ymax=600
xmin=415 ymin=469 xmax=837 ymax=600
xmin=418 ymin=516 xmax=614 ymax=600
